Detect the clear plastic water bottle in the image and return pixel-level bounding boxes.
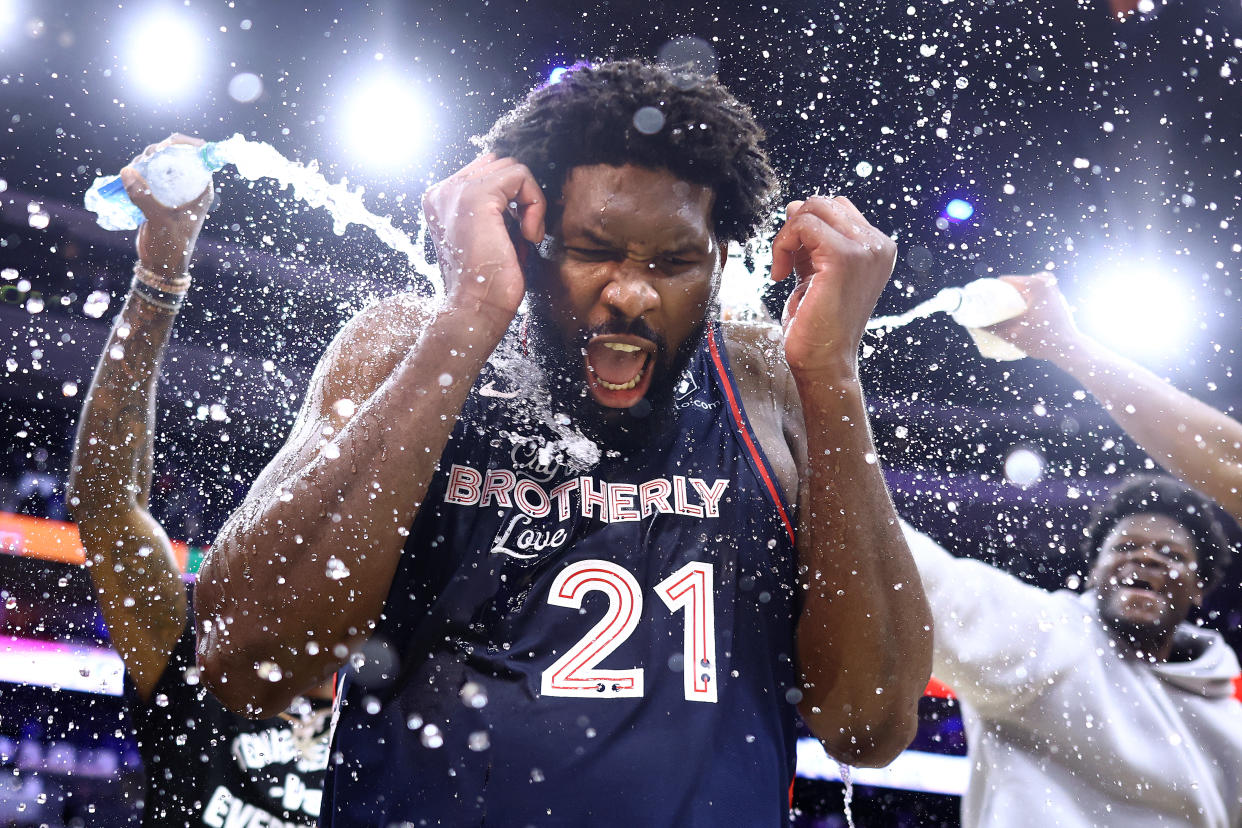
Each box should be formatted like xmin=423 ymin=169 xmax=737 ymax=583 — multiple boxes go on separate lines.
xmin=941 ymin=277 xmax=1029 ymax=361
xmin=84 ymin=142 xmax=226 ymax=231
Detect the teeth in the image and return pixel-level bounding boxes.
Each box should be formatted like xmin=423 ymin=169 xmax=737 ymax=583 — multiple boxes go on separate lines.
xmin=603 ymin=342 xmax=642 ymax=352
xmin=598 ymin=375 xmax=641 ymax=391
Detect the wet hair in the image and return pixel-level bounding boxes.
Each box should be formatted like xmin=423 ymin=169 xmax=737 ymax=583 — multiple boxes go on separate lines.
xmin=482 ymin=59 xmax=779 ymax=243
xmin=1083 ymin=475 xmax=1234 ymax=592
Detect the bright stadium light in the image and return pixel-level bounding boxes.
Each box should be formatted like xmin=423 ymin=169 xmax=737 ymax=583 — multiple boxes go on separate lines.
xmin=0 ymin=0 xmax=24 ymax=49
xmin=125 ymin=11 xmax=205 ymax=101
xmin=547 ymin=66 xmax=570 ymax=84
xmin=342 ymin=72 xmax=433 ymax=171
xmin=1078 ymin=263 xmax=1195 ymax=360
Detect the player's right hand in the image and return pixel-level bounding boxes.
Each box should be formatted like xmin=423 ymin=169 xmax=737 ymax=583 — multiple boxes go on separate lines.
xmin=120 ymin=133 xmax=214 ymax=279
xmin=422 ymin=154 xmax=546 ymax=321
xmin=987 ymin=273 xmax=1084 ymax=362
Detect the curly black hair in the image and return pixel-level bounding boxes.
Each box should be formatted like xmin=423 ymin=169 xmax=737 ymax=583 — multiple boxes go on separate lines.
xmin=1083 ymin=474 xmax=1234 ymax=592
xmin=482 ymin=59 xmax=779 ymax=243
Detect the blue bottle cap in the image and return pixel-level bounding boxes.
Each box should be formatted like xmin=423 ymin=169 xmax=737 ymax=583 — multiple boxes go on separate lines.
xmin=97 ymin=176 xmax=127 ymax=199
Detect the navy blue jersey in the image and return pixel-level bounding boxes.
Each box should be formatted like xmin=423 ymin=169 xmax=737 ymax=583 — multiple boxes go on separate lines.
xmin=323 ymin=321 xmax=801 ymax=827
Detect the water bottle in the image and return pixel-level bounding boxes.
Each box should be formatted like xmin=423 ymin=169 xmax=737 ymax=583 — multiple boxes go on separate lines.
xmin=942 ymin=277 xmax=1029 ymax=361
xmin=84 ymin=142 xmax=226 ymax=231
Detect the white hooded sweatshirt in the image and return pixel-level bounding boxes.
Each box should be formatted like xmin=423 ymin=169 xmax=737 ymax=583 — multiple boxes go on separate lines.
xmin=905 ymin=523 xmax=1242 ymax=827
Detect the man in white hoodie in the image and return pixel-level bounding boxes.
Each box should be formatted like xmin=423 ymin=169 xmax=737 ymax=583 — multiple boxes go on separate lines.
xmin=907 ymin=475 xmax=1241 ymax=826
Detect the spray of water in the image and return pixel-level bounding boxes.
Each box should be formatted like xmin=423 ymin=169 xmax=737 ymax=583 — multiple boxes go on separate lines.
xmin=840 ymin=762 xmax=857 ymax=828
xmin=864 ymin=288 xmax=961 ymax=333
xmin=210 ymin=134 xmax=443 ymax=294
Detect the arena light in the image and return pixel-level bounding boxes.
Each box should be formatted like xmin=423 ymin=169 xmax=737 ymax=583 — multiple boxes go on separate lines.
xmin=341 ymin=72 xmax=432 ymax=171
xmin=0 ymin=0 xmax=18 ymax=40
xmin=944 ymin=198 xmax=974 ymax=221
xmin=1078 ymin=263 xmax=1194 ymax=360
xmin=124 ymin=11 xmax=205 ymax=101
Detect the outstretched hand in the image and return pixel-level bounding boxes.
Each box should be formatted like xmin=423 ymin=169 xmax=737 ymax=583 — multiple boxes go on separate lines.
xmin=422 ymin=153 xmax=547 ymax=322
xmin=770 ymin=196 xmax=896 ymax=380
xmin=987 ymin=273 xmax=1083 ymax=362
xmin=121 ymin=133 xmax=214 ymax=278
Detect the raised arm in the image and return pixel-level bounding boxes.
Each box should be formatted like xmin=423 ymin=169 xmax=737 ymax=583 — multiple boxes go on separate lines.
xmin=772 ymin=197 xmax=933 ymax=767
xmin=990 ymin=273 xmax=1242 ymax=521
xmin=195 ymin=154 xmax=546 ymax=717
xmin=68 ymin=135 xmax=213 ymax=701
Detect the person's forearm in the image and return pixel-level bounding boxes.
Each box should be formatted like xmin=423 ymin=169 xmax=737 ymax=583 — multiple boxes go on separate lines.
xmin=70 ymin=292 xmax=175 ymax=519
xmin=1055 ymin=336 xmax=1242 ymax=520
xmin=68 ymin=289 xmax=188 ymax=698
xmin=196 ymin=304 xmax=508 ymax=716
xmin=793 ymin=370 xmax=933 ymax=767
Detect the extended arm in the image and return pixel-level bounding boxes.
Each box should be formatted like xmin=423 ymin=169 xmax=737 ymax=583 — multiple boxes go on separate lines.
xmin=195 ymin=155 xmax=546 ymax=717
xmin=773 ymin=197 xmax=933 ymax=767
xmin=68 ymin=135 xmax=212 ymax=701
xmin=902 ymin=521 xmax=1082 ymax=716
xmin=990 ymin=274 xmax=1242 ymax=521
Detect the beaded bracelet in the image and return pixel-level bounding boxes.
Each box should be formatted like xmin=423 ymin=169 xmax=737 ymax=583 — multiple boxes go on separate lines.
xmin=131 ymin=262 xmax=190 ymax=312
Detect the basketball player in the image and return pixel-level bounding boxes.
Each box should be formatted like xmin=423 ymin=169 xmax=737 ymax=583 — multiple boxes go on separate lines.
xmin=68 ymin=135 xmax=331 ymax=827
xmin=196 ymin=61 xmax=934 ymax=826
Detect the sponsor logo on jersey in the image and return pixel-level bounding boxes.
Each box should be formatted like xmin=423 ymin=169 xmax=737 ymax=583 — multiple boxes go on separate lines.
xmin=478 ymin=380 xmax=521 ymax=399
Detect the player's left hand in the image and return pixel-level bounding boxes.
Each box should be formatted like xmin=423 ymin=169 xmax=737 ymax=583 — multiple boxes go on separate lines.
xmin=770 ymin=196 xmax=896 ymax=380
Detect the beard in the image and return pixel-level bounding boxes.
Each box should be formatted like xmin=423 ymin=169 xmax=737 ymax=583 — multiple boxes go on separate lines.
xmin=523 ymin=295 xmax=710 ymax=454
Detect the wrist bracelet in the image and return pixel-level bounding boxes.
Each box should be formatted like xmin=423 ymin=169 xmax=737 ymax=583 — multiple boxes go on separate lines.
xmin=130 ymin=275 xmax=185 ymax=312
xmin=133 ymin=261 xmax=192 ymax=295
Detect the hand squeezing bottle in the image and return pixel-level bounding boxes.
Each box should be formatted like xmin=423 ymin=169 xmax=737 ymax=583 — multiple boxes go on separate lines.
xmin=942 ymin=278 xmax=1030 ymax=361
xmin=85 ymin=142 xmax=226 ymax=231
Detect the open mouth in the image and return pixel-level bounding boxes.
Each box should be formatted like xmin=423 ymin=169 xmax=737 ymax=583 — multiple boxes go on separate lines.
xmin=1116 ymin=571 xmax=1168 ymax=604
xmin=584 ymin=337 xmax=656 ymax=406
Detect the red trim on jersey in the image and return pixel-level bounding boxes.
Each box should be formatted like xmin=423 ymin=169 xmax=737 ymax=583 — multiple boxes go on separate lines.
xmin=924 ymin=677 xmax=956 ymax=699
xmin=1233 ymin=674 xmax=1242 ymax=703
xmin=706 ymin=327 xmax=797 ymax=545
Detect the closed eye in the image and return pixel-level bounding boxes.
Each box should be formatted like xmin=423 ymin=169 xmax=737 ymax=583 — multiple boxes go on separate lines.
xmin=566 ymin=246 xmax=617 ymax=261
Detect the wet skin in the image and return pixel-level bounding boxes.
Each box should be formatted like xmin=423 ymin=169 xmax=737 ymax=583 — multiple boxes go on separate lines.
xmin=201 ymin=152 xmax=931 ymax=766
xmin=1090 ymin=513 xmax=1203 ymax=660
xmin=527 ymin=164 xmax=721 ymax=414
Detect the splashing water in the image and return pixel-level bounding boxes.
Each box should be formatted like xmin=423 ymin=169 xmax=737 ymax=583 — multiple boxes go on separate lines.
xmin=209 ymin=134 xmax=443 ymax=294
xmin=864 ymin=287 xmax=962 ymax=333
xmin=719 ymin=238 xmax=776 ymax=321
xmin=839 ymin=762 xmax=856 ymax=828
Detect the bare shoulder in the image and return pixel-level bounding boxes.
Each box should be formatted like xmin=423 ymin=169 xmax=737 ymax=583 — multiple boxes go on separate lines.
xmin=722 ymin=319 xmax=786 ymax=370
xmin=319 ymin=291 xmax=434 ymax=400
xmin=721 ymin=319 xmax=802 ymax=500
xmin=721 ymin=319 xmax=792 ymax=410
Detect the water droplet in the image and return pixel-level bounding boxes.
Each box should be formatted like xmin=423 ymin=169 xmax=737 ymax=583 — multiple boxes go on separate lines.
xmin=256 ymin=661 xmax=283 ymax=682
xmin=420 ymin=724 xmax=444 ymax=749
xmin=467 ymin=730 xmax=490 ymax=752
xmin=325 ymin=556 xmax=351 ymax=580
xmin=459 ymin=681 xmax=488 ymax=709
xmin=632 ymin=107 xmax=666 ymax=135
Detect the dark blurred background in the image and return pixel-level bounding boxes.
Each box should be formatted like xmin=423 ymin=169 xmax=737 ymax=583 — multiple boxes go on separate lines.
xmin=0 ymin=0 xmax=1240 ymax=823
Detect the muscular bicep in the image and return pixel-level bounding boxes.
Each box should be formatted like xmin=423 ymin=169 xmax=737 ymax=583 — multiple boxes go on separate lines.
xmin=217 ymin=292 xmax=432 ymax=549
